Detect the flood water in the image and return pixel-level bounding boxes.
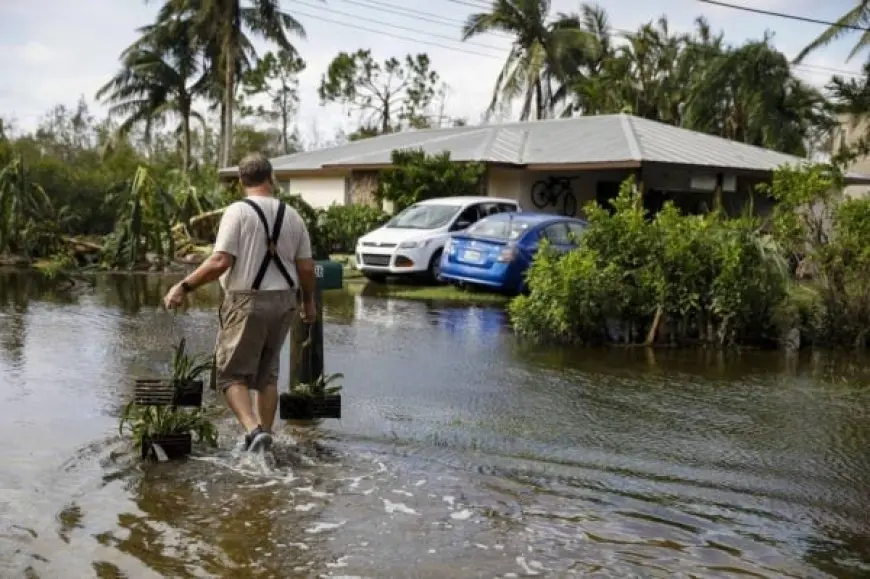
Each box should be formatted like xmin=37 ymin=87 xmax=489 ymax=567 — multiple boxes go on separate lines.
xmin=1 ymin=271 xmax=870 ymax=578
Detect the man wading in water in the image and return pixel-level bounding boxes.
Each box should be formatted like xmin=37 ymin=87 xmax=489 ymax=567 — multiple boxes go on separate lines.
xmin=163 ymin=152 xmax=317 ymax=452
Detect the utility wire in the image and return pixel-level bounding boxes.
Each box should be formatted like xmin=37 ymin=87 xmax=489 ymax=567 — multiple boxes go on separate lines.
xmin=289 ymin=8 xmax=503 ymax=59
xmin=431 ymin=0 xmax=861 ymax=77
xmin=294 ymin=0 xmax=863 ymax=79
xmin=294 ymin=0 xmax=507 ymax=52
xmin=697 ymin=0 xmax=870 ymax=32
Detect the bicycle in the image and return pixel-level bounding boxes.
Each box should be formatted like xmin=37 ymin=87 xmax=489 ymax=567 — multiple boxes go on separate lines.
xmin=529 ymin=177 xmax=578 ymax=217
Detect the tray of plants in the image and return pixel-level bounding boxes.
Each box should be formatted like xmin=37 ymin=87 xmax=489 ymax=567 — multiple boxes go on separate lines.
xmin=279 ymin=372 xmax=343 ymax=420
xmin=133 ymin=338 xmax=213 ymax=407
xmin=119 ymin=402 xmax=218 ymax=461
xmin=279 ymin=323 xmax=343 ymax=420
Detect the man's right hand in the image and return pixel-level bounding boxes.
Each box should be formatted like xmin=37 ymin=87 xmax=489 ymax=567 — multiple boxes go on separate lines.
xmin=301 ymin=297 xmax=317 ymax=324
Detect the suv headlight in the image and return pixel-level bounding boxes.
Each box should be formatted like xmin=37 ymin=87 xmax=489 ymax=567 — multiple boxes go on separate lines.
xmin=399 ymin=239 xmax=429 ymax=249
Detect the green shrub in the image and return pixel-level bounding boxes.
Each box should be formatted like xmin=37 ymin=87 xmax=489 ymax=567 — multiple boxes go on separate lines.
xmin=278 ymin=192 xmax=330 ymax=260
xmin=510 ymin=176 xmax=789 ymax=347
xmin=763 ymin=163 xmax=870 ymax=348
xmin=375 ymin=148 xmax=484 ymax=211
xmin=318 ymin=203 xmax=389 ymax=254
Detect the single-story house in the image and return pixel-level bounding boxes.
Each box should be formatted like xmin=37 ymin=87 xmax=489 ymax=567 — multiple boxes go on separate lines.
xmin=830 ymin=113 xmax=870 ymax=199
xmin=219 ymin=113 xmax=870 ymax=216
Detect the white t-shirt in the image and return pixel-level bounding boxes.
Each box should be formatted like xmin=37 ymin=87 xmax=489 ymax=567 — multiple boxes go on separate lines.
xmin=213 ymin=196 xmax=312 ymax=291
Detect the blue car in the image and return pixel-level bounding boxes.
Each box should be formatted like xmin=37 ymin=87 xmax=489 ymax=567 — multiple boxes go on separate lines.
xmin=439 ymin=212 xmax=588 ymax=294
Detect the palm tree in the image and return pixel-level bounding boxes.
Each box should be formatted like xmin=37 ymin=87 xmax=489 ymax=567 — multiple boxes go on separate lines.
xmin=461 ymin=0 xmax=592 ymax=121
xmin=553 ymin=3 xmax=619 ymax=116
xmin=149 ymin=0 xmax=307 ymax=168
xmin=612 ymin=17 xmax=685 ymax=123
xmin=96 ymin=16 xmax=207 ymax=171
xmin=827 ymin=61 xmax=870 ymax=161
xmin=683 ymin=37 xmax=831 ymax=156
xmin=794 ymin=1 xmax=870 ymax=63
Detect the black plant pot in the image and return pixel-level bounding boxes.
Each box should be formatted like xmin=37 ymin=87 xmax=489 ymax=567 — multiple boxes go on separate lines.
xmin=133 ymin=378 xmax=203 ymax=407
xmin=279 ymin=393 xmax=341 ymax=420
xmin=172 ymin=380 xmax=203 ymax=407
xmin=141 ymin=433 xmax=192 ymax=460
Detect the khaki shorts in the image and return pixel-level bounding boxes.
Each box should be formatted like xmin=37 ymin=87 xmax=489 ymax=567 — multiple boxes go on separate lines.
xmin=215 ymin=289 xmax=296 ymax=392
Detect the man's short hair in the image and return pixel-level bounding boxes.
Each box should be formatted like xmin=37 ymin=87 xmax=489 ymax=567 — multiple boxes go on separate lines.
xmin=238 ymin=153 xmax=273 ymax=187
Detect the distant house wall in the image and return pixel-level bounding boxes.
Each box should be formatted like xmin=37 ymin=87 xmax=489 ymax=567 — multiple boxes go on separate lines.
xmin=487 ymin=165 xmax=773 ymax=218
xmin=279 ymin=175 xmax=348 ymax=209
xmin=832 ymin=113 xmax=870 ymax=199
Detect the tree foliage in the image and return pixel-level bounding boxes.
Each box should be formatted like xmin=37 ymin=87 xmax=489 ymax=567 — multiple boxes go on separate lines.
xmin=318 ymin=50 xmax=444 ymax=136
xmin=375 ymin=149 xmax=485 ymax=211
xmin=239 ymin=49 xmax=306 ymax=155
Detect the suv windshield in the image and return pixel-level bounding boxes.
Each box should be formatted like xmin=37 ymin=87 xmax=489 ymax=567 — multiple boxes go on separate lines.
xmin=467 ymin=218 xmax=530 ymax=240
xmin=386 ymin=204 xmax=461 ymax=229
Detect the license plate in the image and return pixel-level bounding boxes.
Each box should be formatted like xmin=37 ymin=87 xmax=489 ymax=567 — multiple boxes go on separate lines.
xmin=462 ymin=250 xmax=481 ymax=262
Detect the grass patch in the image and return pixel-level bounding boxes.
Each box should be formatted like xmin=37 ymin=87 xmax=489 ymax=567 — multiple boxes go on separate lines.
xmin=340 ymin=277 xmax=508 ymax=304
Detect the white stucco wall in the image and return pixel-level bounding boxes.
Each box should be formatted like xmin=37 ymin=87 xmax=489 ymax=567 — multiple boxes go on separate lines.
xmin=487 ymin=167 xmax=632 ymax=217
xmin=280 ymin=177 xmax=347 ymax=209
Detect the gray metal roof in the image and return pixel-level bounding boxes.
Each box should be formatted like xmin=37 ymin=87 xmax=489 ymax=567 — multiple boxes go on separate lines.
xmin=219 ymin=113 xmax=870 ymax=183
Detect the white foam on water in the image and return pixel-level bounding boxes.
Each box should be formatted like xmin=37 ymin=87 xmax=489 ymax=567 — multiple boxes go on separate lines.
xmin=391 ymin=489 xmax=413 ymax=497
xmin=295 ymin=502 xmax=318 ymax=512
xmin=274 ymin=542 xmax=309 ymax=551
xmin=414 ymin=479 xmax=426 ymax=487
xmin=297 ymin=486 xmax=332 ymax=498
xmin=443 ymin=495 xmax=455 ymax=507
xmin=474 ymin=543 xmax=489 ymax=550
xmin=450 ymin=509 xmax=473 ymax=520
xmin=326 ymin=556 xmax=349 ymax=568
xmin=516 ymin=556 xmax=541 ymax=576
xmin=382 ymin=499 xmax=418 ymax=515
xmin=305 ymin=521 xmax=346 ymax=534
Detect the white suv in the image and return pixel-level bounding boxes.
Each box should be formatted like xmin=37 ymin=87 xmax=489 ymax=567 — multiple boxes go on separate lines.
xmin=355 ymin=196 xmax=521 ymax=282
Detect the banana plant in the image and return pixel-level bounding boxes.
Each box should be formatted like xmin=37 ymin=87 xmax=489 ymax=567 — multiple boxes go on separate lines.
xmin=0 ymin=156 xmax=55 ymax=257
xmin=102 ymin=166 xmax=178 ymax=269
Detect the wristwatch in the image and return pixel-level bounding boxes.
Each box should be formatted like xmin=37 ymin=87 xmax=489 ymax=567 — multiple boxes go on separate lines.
xmin=181 ymin=281 xmax=193 ymax=293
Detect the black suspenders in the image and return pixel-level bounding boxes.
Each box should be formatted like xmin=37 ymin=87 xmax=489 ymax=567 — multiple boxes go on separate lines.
xmin=239 ymin=199 xmax=296 ymax=290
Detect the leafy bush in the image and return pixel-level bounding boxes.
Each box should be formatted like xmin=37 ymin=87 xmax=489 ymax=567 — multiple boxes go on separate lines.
xmin=763 ymin=163 xmax=870 ymax=348
xmin=375 ymin=148 xmax=485 ymax=211
xmin=318 ymin=203 xmax=389 ymax=253
xmin=278 ymin=191 xmax=330 ymax=260
xmin=510 ymin=176 xmax=789 ymax=347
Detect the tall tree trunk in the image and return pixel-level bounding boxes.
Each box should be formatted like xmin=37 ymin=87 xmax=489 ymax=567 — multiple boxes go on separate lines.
xmin=218 ymin=102 xmax=226 ymax=169
xmin=535 ymin=79 xmax=544 ymax=120
xmin=382 ymin=96 xmax=390 ymax=134
xmin=221 ymin=35 xmax=235 ymax=168
xmin=181 ymin=112 xmax=192 ymax=173
xmin=281 ymin=101 xmax=290 ymax=154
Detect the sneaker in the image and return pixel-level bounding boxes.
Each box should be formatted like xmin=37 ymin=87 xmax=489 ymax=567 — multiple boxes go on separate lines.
xmin=244 ymin=425 xmax=273 ymax=453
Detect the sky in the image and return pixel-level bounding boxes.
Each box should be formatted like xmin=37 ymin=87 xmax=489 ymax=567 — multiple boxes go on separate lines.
xmin=0 ymin=0 xmax=867 ymax=149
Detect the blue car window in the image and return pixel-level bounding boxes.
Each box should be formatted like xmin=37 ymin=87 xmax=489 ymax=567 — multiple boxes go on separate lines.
xmin=566 ymin=222 xmax=586 ymax=243
xmin=467 ymin=218 xmax=530 ymax=240
xmin=542 ymin=222 xmax=571 ymax=245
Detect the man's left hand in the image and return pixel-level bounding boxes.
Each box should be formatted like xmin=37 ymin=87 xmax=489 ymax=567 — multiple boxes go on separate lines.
xmin=163 ymin=283 xmax=186 ymax=310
